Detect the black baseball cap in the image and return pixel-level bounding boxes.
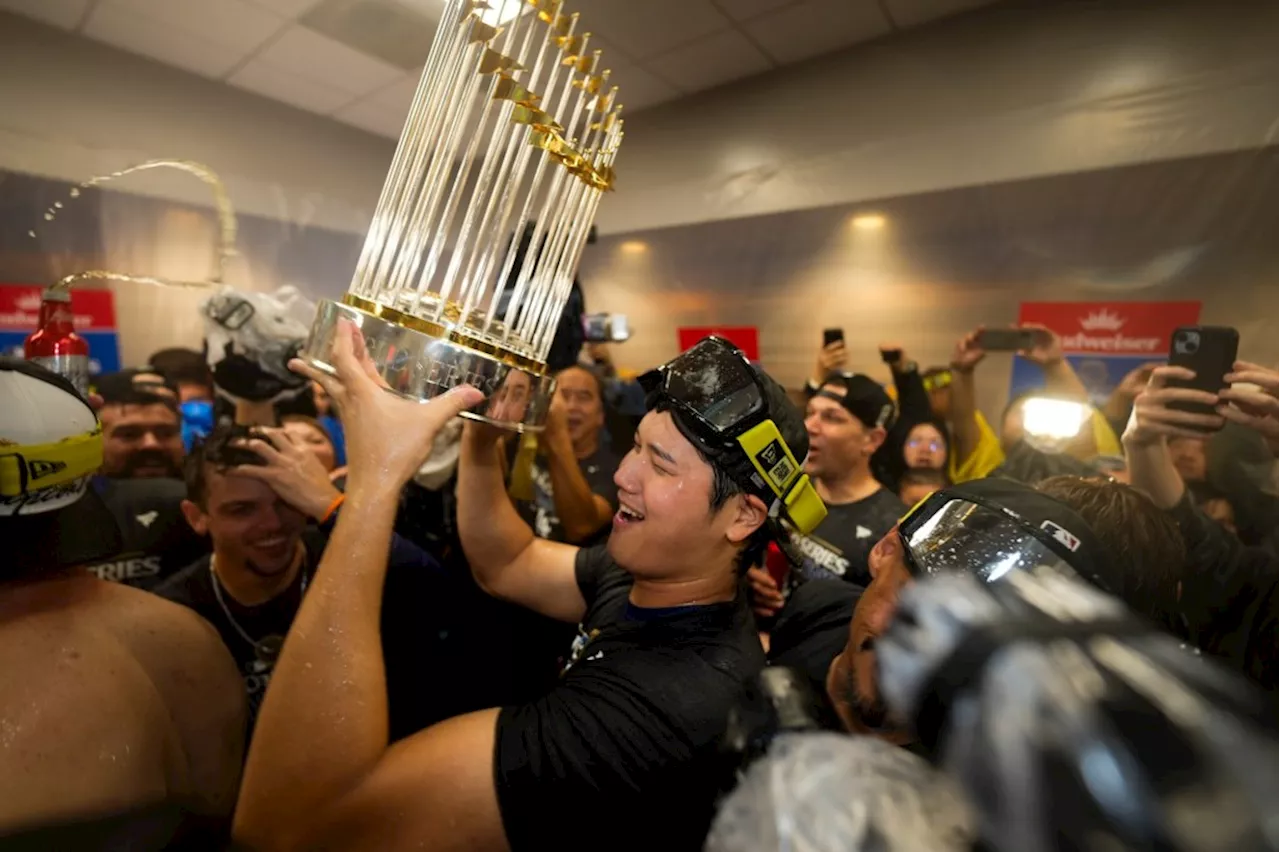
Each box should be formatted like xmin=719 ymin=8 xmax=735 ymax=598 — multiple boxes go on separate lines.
xmin=900 ymin=477 xmax=1113 ymax=594
xmin=0 ymin=358 xmax=123 ymax=577
xmin=814 ymin=372 xmax=897 ymax=431
xmin=94 ymin=368 xmax=179 ymax=407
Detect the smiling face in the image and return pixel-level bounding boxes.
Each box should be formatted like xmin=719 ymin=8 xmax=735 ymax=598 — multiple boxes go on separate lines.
xmin=99 ymin=402 xmax=185 ymax=479
xmin=609 ymin=410 xmax=765 ymax=582
xmin=182 ymin=468 xmax=307 ymax=579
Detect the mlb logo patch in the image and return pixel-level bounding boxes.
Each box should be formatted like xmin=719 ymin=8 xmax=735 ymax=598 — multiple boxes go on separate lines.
xmin=1040 ymin=520 xmax=1080 ymax=552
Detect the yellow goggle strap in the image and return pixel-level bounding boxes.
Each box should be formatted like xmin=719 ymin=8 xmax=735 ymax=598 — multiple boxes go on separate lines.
xmin=0 ymin=425 xmax=103 ymax=497
xmin=736 ymin=419 xmax=828 ymax=536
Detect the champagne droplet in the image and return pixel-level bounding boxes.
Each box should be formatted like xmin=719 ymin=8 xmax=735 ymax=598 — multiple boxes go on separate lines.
xmin=43 ymin=213 xmax=54 ymax=221
xmin=69 ymin=187 xmax=81 ymax=197
xmin=28 ymin=230 xmax=36 ymax=238
xmin=54 ymin=201 xmax=63 ymax=209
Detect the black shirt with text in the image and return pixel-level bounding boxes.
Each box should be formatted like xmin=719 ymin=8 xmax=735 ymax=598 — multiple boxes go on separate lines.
xmin=788 ymin=488 xmax=905 ymax=587
xmin=82 ymin=477 xmax=209 ymax=590
xmin=494 ymin=545 xmax=765 ymax=851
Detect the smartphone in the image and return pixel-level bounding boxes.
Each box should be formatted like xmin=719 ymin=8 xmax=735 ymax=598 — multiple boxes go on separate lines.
xmin=1167 ymin=326 xmax=1238 ymax=427
xmin=977 ymin=328 xmax=1046 ymax=351
xmin=823 ymin=328 xmax=844 ymax=347
xmin=582 ymin=313 xmax=630 ymax=343
xmin=880 ymin=347 xmax=903 ymax=364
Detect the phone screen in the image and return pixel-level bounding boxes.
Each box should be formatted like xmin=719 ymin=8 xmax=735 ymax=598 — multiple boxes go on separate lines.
xmin=823 ymin=328 xmax=844 ymax=347
xmin=978 ymin=328 xmax=1039 ymax=351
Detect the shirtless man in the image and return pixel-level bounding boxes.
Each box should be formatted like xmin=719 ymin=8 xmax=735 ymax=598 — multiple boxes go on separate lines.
xmin=0 ymin=359 xmax=245 ymax=841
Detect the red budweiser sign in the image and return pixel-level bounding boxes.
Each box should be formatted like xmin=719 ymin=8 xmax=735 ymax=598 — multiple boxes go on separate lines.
xmin=1018 ymin=301 xmax=1201 ymax=356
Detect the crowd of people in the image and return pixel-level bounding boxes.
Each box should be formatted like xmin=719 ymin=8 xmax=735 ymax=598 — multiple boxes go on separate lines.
xmin=0 ymin=310 xmax=1276 ymax=851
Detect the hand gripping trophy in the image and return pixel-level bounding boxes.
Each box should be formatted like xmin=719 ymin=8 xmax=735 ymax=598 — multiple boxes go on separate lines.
xmin=302 ymin=0 xmax=623 ymax=432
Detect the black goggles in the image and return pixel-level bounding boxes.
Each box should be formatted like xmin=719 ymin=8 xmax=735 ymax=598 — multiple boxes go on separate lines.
xmin=896 ymin=491 xmax=1085 ymax=586
xmin=638 ymin=336 xmax=766 ymax=450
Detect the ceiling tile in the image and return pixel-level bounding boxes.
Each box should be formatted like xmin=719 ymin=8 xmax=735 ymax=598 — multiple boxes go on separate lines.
xmin=101 ymin=0 xmax=286 ymax=53
xmin=251 ymin=24 xmax=405 ymax=96
xmin=244 ymin=0 xmax=322 ymax=17
xmin=369 ymin=72 xmax=424 ymax=111
xmin=713 ymin=0 xmax=803 ymax=23
xmin=744 ymin=0 xmax=891 ymax=65
xmin=333 ymin=98 xmax=407 ymax=137
xmin=605 ymin=63 xmax=681 ymax=114
xmin=883 ymin=0 xmax=993 ymax=29
xmin=229 ymin=58 xmax=358 ymax=112
xmin=0 ymin=0 xmax=90 ymax=28
xmin=570 ymin=0 xmax=732 ymax=61
xmin=83 ymin=3 xmax=245 ymax=77
xmin=647 ymin=29 xmax=772 ymax=94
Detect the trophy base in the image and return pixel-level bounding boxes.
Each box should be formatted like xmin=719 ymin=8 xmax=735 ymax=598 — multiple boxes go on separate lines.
xmin=301 ymin=297 xmax=554 ymax=433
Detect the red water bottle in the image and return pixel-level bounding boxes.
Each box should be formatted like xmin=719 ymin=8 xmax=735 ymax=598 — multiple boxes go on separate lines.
xmin=24 ymin=288 xmax=90 ymax=398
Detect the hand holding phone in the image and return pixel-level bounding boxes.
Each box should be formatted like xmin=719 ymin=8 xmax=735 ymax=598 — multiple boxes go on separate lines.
xmin=1166 ymin=326 xmax=1239 ymax=429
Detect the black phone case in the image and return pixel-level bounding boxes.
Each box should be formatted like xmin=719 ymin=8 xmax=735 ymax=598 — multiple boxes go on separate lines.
xmin=823 ymin=329 xmax=844 ymax=346
xmin=1167 ymin=326 xmax=1239 ymax=425
xmin=978 ymin=329 xmax=1039 ymax=351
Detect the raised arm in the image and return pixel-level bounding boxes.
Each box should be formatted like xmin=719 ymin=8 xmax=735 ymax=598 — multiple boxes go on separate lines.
xmin=948 ymin=328 xmax=987 ymax=468
xmin=234 ymin=322 xmax=506 ymax=852
xmin=457 ymin=421 xmax=588 ymax=623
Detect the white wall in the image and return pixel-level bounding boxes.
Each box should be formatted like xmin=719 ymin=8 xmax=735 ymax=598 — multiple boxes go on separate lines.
xmin=594 ymin=0 xmax=1278 ymax=235
xmin=0 ymin=11 xmax=393 ymax=235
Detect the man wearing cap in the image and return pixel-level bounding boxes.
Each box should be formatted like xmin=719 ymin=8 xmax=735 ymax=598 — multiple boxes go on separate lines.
xmin=0 ymin=358 xmax=245 ymax=839
xmin=81 ymin=369 xmax=208 ymax=590
xmin=232 ymin=330 xmax=825 ymax=851
xmin=750 ymin=374 xmax=904 ymax=616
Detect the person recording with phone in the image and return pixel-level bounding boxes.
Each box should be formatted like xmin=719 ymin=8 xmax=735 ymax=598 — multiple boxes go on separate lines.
xmin=1124 ymin=355 xmax=1278 ymax=692
xmin=948 ymin=323 xmax=1124 ymax=484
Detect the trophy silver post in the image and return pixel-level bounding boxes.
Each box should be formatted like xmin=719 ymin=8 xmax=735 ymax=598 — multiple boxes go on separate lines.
xmin=302 ymin=0 xmax=623 ymax=432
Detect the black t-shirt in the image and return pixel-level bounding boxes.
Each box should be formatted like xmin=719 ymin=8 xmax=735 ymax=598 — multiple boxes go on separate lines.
xmin=788 ymin=488 xmax=905 ymax=587
xmin=768 ymin=579 xmax=862 ymax=705
xmin=494 ymin=546 xmax=765 ymax=851
xmin=154 ymin=523 xmax=468 ymax=740
xmin=518 ymin=446 xmax=620 ymax=546
xmin=81 ymin=476 xmax=209 ymax=590
xmin=154 ymin=530 xmax=322 ymax=729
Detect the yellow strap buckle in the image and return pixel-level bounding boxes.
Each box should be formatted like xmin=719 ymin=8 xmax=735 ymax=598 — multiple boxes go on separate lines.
xmin=0 ymin=426 xmax=104 ymax=497
xmin=737 ymin=420 xmax=828 ymax=535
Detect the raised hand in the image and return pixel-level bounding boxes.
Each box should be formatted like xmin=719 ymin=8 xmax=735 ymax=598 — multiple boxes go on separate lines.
xmin=812 ymin=341 xmax=848 ymax=385
xmin=1016 ymin=323 xmax=1063 ymax=366
xmin=233 ymin=427 xmax=340 ymax=521
xmin=289 ymin=321 xmax=484 ymax=497
xmin=745 ymin=565 xmax=785 ymax=619
xmin=1123 ymin=365 xmax=1224 ymax=447
xmin=950 ymin=327 xmax=986 ymax=373
xmin=1220 ymin=360 xmax=1278 ymax=457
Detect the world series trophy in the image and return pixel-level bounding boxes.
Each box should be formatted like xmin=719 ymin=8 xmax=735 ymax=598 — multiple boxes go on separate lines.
xmin=302 ymin=0 xmax=623 ymax=432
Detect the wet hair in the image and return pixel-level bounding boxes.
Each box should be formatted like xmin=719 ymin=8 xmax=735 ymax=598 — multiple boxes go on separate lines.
xmin=184 ymin=424 xmax=267 ymax=508
xmin=1034 ymin=476 xmax=1186 ymax=630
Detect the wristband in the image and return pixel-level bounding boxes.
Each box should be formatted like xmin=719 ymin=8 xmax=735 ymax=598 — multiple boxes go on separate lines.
xmin=320 ymin=492 xmax=346 ymax=524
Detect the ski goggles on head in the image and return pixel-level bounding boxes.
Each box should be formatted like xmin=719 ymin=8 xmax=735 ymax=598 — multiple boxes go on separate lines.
xmin=639 ymin=336 xmax=827 ymax=535
xmin=895 ymin=487 xmax=1093 ymax=588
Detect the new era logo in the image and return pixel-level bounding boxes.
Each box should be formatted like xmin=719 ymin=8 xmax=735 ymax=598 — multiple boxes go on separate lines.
xmin=1040 ymin=520 xmax=1080 ymax=552
xmin=754 ymin=439 xmax=794 ymax=490
xmin=28 ymin=459 xmax=66 ymax=481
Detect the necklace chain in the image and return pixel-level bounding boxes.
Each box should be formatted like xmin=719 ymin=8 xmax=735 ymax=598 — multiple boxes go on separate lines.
xmin=209 ymin=554 xmax=308 ymax=652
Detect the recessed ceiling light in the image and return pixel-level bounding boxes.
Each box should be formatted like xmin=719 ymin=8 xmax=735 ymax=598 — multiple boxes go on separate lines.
xmin=851 ymin=214 xmax=886 ymax=230
xmin=619 ymin=240 xmax=648 ymax=254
